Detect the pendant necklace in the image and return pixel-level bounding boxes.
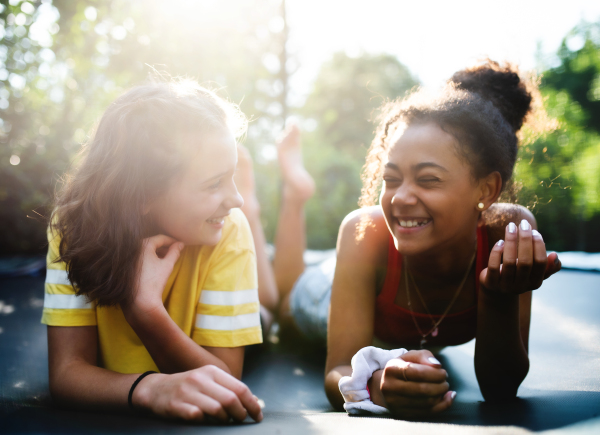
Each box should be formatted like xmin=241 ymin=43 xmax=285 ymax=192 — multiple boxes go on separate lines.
xmin=404 ymin=248 xmax=476 ymax=349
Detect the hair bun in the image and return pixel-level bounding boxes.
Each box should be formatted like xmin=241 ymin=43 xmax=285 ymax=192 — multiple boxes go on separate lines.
xmin=449 ymin=59 xmax=532 ymax=133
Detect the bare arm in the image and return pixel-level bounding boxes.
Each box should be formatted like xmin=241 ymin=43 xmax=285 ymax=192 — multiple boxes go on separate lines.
xmin=47 ymin=325 xmax=262 ymax=422
xmin=476 ymin=205 xmax=560 ymax=400
xmin=325 ymin=209 xmax=384 ymax=410
xmin=325 ymin=208 xmax=454 ymax=416
xmin=120 ymin=235 xmax=245 ymax=378
xmin=123 ymin=305 xmax=242 ymax=378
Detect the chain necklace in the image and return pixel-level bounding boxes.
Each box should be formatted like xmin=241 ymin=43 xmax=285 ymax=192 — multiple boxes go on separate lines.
xmin=404 ymin=249 xmax=476 ymax=349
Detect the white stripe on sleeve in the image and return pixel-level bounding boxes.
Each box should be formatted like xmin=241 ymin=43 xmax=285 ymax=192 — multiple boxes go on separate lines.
xmin=45 ymin=269 xmax=72 ymax=286
xmin=199 ymin=289 xmax=258 ymax=306
xmin=195 ymin=311 xmax=260 ymax=331
xmin=44 ymin=293 xmax=92 ymax=310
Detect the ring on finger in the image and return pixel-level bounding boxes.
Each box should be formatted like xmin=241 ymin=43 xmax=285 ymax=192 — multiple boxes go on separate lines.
xmin=401 ymin=363 xmax=411 ymax=382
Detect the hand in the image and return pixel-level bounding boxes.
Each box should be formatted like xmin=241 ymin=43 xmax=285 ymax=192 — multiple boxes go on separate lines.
xmin=480 ymin=219 xmax=561 ymax=295
xmin=125 ymin=234 xmax=184 ymax=315
xmin=133 ymin=365 xmax=263 ymax=423
xmin=370 ymin=350 xmax=454 ymax=417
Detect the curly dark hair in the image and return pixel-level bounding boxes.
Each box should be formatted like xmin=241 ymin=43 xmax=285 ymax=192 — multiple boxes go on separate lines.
xmin=359 ymin=60 xmax=540 ymax=210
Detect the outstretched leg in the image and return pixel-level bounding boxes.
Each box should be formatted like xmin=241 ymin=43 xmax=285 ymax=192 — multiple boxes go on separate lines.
xmin=272 ymin=125 xmax=315 ymax=300
xmin=234 ymin=145 xmax=279 ymax=314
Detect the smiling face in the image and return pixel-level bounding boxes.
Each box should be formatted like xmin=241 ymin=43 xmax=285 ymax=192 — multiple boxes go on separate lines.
xmin=147 ymin=129 xmax=243 ymax=246
xmin=380 ymin=122 xmax=483 ymax=255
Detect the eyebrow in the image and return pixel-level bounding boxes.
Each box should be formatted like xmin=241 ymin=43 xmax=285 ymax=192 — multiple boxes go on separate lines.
xmin=384 ymin=162 xmax=448 ymax=172
xmin=202 ymin=170 xmax=228 ymax=184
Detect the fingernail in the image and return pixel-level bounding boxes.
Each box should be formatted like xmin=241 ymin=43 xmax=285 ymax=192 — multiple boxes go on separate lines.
xmin=532 ymin=229 xmax=542 ymax=240
xmin=496 ymin=239 xmax=505 ymax=247
xmin=428 ymin=357 xmax=441 ymax=365
xmin=554 ymin=255 xmax=560 ymax=265
xmin=450 ymin=391 xmax=457 ymax=400
xmin=520 ymin=219 xmax=531 ymax=231
xmin=508 ymin=222 xmax=517 ymax=233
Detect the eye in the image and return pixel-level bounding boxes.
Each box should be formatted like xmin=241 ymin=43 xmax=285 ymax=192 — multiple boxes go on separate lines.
xmin=383 ymin=176 xmax=401 ymax=185
xmin=418 ymin=177 xmax=440 ymax=183
xmin=208 ymin=179 xmax=221 ymax=190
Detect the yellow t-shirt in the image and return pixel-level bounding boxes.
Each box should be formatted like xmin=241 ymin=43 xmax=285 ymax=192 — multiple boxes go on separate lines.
xmin=42 ymin=208 xmax=262 ymax=374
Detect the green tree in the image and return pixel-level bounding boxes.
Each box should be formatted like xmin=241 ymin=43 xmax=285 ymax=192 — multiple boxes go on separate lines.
xmin=0 ymin=0 xmax=286 ymax=254
xmin=517 ymin=21 xmax=600 ymax=251
xmin=298 ymin=52 xmax=418 ymax=248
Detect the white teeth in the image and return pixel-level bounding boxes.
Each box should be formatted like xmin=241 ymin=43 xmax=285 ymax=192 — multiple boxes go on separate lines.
xmin=207 ymin=218 xmax=224 ymax=224
xmin=399 ymin=219 xmax=430 ymax=228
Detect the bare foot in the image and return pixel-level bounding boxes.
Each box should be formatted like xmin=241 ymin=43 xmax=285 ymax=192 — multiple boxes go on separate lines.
xmin=277 ymin=124 xmax=315 ymax=202
xmin=234 ymin=144 xmax=260 ymax=217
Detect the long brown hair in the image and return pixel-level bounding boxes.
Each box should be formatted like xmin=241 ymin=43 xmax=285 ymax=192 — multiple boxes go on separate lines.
xmin=51 ymin=79 xmax=246 ymax=307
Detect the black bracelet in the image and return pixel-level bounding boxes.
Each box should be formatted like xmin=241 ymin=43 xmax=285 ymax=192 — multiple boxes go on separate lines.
xmin=128 ymin=371 xmax=157 ymax=410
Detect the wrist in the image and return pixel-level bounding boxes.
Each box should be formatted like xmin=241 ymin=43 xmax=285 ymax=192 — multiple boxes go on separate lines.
xmin=131 ymin=372 xmax=165 ymax=410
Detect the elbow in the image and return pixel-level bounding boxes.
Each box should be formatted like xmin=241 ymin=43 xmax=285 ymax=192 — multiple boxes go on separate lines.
xmin=477 ymin=362 xmax=530 ymax=402
xmin=324 ymin=370 xmax=346 ymax=411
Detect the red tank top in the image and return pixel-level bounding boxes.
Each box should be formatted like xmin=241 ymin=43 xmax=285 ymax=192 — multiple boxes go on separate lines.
xmin=374 ymin=225 xmax=488 ymax=347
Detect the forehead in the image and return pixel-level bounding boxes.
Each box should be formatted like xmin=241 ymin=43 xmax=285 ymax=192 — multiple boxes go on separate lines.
xmin=386 ymin=123 xmax=461 ymax=168
xmin=182 ymin=130 xmax=237 ymax=180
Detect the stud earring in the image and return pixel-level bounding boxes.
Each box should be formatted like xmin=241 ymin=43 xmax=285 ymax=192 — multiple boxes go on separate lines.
xmin=477 ymin=202 xmax=485 ymax=210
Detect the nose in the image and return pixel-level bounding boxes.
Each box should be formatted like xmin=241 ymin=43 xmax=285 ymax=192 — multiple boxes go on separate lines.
xmin=391 ymin=181 xmax=417 ymax=206
xmin=226 ymin=179 xmax=244 ymax=210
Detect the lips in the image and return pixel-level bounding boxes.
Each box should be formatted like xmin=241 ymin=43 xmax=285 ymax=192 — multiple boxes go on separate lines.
xmin=206 ymin=213 xmax=229 ymax=225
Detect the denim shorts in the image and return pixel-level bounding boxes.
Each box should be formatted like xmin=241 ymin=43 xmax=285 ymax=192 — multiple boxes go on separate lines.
xmin=289 ymin=256 xmax=336 ymax=343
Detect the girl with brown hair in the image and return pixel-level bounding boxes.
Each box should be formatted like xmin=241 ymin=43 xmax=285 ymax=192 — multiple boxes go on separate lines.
xmin=43 ymin=79 xmax=263 ymax=423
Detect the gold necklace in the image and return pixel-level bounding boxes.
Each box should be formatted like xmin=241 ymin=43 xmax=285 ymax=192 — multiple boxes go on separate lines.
xmin=404 ymin=249 xmax=476 ymax=349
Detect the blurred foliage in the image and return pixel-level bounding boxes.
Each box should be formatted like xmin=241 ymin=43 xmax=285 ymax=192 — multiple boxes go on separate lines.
xmin=515 ymin=21 xmax=600 ymax=251
xmin=1 ymin=1 xmax=600 ymax=253
xmin=0 ymin=0 xmax=286 ymax=254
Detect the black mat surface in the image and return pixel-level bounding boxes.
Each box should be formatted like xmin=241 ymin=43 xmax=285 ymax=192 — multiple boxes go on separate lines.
xmin=1 ymin=270 xmax=599 ymax=434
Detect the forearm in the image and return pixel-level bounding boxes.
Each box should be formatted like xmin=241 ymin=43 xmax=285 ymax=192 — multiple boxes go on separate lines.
xmin=475 ymin=291 xmax=529 ymax=400
xmin=124 ymin=306 xmax=230 ymax=375
xmin=50 ymin=358 xmax=139 ymax=410
xmin=324 ymin=365 xmax=352 ymax=411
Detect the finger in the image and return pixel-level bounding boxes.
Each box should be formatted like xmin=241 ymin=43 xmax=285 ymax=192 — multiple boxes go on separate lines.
xmin=197 ymin=382 xmax=248 ymax=422
xmin=386 ymin=358 xmax=447 ymax=384
xmin=544 ymin=252 xmax=561 ymax=279
xmin=210 ymin=368 xmax=263 ymax=422
xmin=500 ymin=222 xmax=518 ymax=288
xmin=164 ymin=242 xmax=184 ymax=266
xmin=174 ymin=403 xmax=205 ymax=422
xmin=384 ymin=392 xmax=445 ymax=410
xmin=429 ymin=390 xmax=456 ymax=414
xmin=400 ymin=350 xmax=442 ymax=368
xmin=383 ymin=372 xmax=449 ymax=398
xmin=516 ymin=219 xmax=534 ymax=285
xmin=146 ymin=234 xmax=180 ymax=250
xmin=186 ymin=393 xmax=229 ymax=422
xmin=481 ymin=240 xmax=504 ymax=289
xmin=529 ymin=230 xmax=547 ymax=289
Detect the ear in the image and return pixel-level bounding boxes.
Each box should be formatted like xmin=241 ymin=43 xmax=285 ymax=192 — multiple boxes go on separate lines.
xmin=476 ymin=171 xmax=502 ymax=211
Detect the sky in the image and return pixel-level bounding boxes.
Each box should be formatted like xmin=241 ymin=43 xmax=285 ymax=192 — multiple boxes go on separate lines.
xmin=285 ymin=0 xmax=600 ymax=103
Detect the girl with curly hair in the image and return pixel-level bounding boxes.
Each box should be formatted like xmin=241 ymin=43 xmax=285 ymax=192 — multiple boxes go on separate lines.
xmin=321 ymin=60 xmax=562 ymax=417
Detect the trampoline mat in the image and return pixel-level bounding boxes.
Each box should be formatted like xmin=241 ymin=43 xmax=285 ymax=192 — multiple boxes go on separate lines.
xmin=1 ymin=270 xmax=599 ymax=434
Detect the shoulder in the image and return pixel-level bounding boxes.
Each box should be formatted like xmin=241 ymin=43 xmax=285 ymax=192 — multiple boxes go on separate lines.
xmin=337 ymin=206 xmax=389 ymax=264
xmin=483 ymin=203 xmax=537 ymax=245
xmin=218 ymin=208 xmax=254 ymax=252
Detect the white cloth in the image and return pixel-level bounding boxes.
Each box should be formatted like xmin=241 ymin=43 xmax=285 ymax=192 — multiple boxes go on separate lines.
xmin=338 ymin=346 xmax=408 ymax=415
